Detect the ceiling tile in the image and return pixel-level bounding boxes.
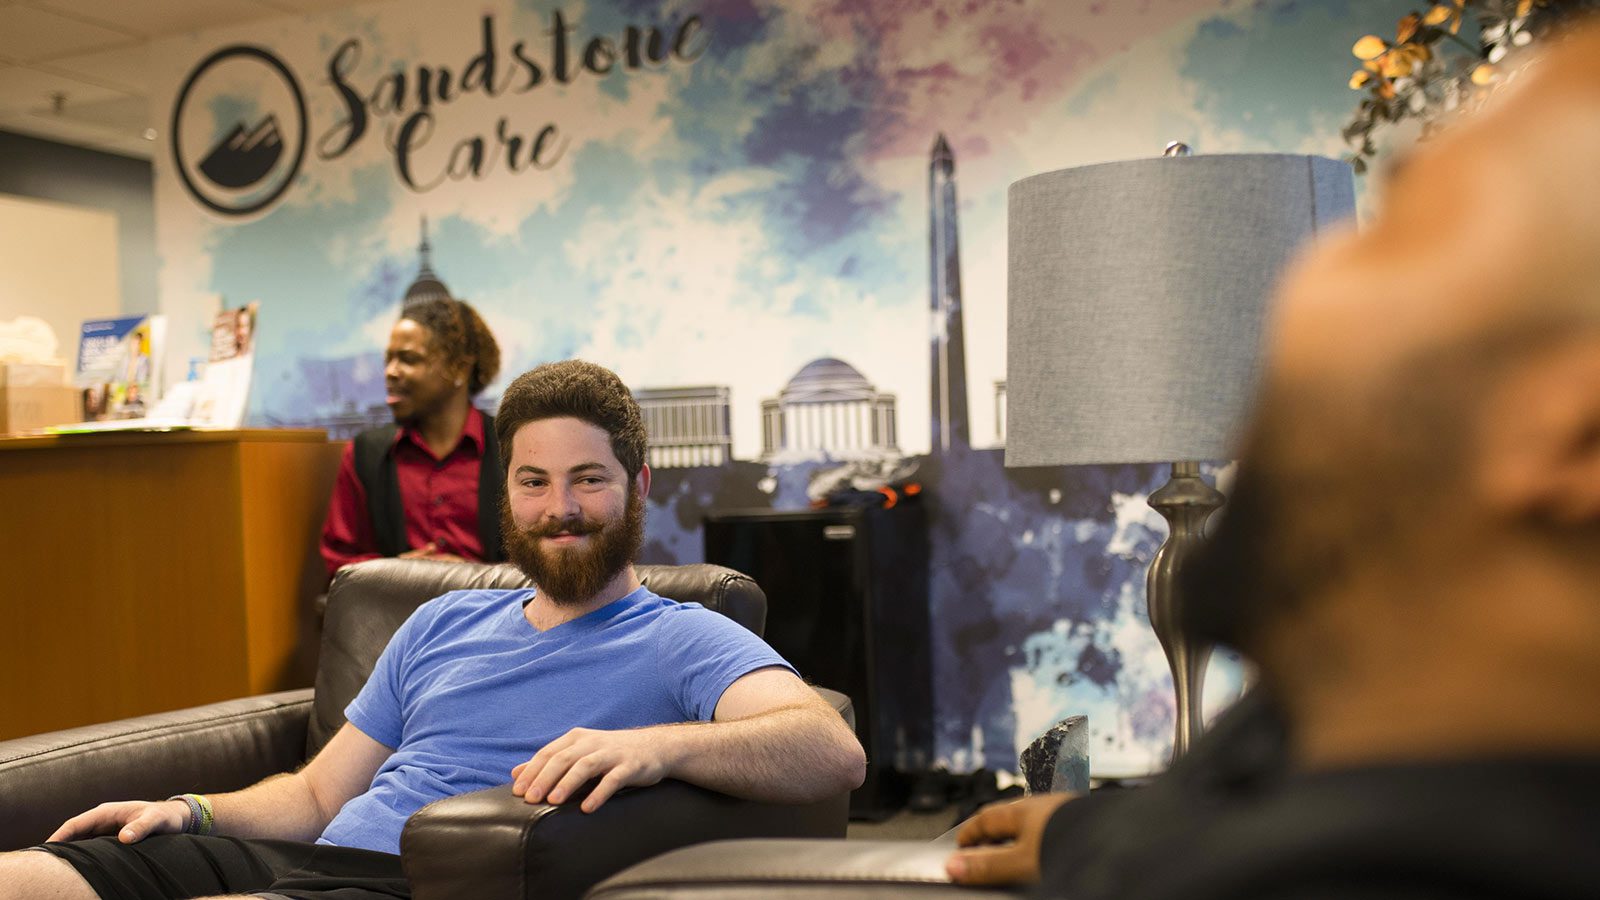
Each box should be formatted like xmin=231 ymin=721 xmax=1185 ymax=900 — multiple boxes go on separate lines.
xmin=2 ymin=0 xmax=380 ymax=159
xmin=254 ymin=0 xmax=382 ymax=14
xmin=0 ymin=63 xmax=125 ymax=117
xmin=41 ymin=42 xmax=151 ymax=93
xmin=36 ymin=0 xmax=288 ymax=39
xmin=0 ymin=6 xmax=133 ymax=62
xmin=51 ymin=92 xmax=148 ymax=131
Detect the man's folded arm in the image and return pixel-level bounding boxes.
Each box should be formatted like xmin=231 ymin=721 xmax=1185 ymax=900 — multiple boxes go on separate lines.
xmin=671 ymin=666 xmax=867 ymax=802
xmin=512 ymin=666 xmax=866 ymax=812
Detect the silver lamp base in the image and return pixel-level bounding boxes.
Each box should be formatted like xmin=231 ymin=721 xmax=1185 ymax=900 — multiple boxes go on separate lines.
xmin=1146 ymin=461 xmax=1223 ymax=759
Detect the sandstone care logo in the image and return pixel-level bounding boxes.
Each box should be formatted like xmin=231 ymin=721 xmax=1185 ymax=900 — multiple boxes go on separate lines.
xmin=171 ymin=45 xmax=307 ymax=217
xmin=170 ymin=10 xmax=706 ymax=218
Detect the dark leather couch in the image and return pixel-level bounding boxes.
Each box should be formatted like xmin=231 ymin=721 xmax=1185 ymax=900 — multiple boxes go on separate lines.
xmin=587 ymin=836 xmax=1028 ymax=898
xmin=0 ymin=558 xmax=854 ymax=899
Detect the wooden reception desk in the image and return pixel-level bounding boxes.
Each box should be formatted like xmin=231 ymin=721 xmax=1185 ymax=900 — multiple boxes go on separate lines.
xmin=0 ymin=429 xmax=343 ymax=741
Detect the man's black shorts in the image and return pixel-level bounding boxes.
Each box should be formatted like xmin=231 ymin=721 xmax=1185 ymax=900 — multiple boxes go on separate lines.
xmin=32 ymin=834 xmax=408 ymax=900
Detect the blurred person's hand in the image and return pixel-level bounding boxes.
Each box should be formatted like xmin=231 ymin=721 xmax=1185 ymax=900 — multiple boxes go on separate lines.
xmin=945 ymin=793 xmax=1074 ymax=885
xmin=398 ymin=543 xmax=466 ymax=563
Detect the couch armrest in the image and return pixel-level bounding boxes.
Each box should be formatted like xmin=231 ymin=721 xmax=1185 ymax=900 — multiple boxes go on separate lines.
xmin=587 ymin=839 xmax=1028 ymax=899
xmin=0 ymin=689 xmax=313 ymax=851
xmin=402 ymin=779 xmax=850 ymax=900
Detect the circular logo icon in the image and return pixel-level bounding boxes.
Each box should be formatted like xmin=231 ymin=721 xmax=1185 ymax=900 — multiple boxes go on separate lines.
xmin=171 ymin=45 xmax=307 ymax=217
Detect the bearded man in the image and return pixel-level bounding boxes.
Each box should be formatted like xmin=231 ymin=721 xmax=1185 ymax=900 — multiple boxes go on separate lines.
xmin=1 ymin=360 xmax=866 ymax=900
xmin=946 ymin=23 xmax=1600 ymax=900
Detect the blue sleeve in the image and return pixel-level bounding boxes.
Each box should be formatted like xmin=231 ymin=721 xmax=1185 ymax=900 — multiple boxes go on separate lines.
xmin=654 ymin=606 xmax=797 ymax=721
xmin=342 ymin=594 xmax=448 ymax=749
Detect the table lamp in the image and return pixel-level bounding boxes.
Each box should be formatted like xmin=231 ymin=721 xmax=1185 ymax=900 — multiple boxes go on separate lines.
xmin=1005 ymin=147 xmax=1355 ymax=759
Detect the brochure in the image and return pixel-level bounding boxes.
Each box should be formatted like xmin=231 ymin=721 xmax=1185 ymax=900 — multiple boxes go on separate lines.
xmin=52 ymin=303 xmax=256 ymax=434
xmin=188 ymin=301 xmax=257 ymax=429
xmin=74 ymin=314 xmax=166 ymax=421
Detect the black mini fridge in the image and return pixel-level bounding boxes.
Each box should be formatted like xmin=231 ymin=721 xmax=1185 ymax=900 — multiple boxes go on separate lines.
xmin=703 ymin=501 xmax=932 ymax=819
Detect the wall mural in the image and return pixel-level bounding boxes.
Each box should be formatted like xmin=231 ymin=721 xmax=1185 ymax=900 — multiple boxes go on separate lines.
xmin=151 ymin=0 xmax=1396 ymax=777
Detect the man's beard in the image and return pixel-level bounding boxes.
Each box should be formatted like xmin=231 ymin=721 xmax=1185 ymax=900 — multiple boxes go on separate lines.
xmin=1180 ymin=394 xmax=1371 ymax=656
xmin=1179 ymin=449 xmax=1299 ymax=654
xmin=1179 ymin=379 xmax=1445 ymax=658
xmin=501 ymin=487 xmax=645 ymax=606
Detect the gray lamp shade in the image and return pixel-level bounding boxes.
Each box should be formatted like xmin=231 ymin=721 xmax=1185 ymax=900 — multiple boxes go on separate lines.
xmin=1005 ymin=154 xmax=1355 ymax=467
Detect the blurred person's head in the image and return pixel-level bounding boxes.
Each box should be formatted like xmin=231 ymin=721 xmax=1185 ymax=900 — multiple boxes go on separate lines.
xmin=1183 ymin=25 xmax=1600 ymax=766
xmin=83 ymin=385 xmax=104 ymax=417
xmin=384 ymin=298 xmax=501 ymax=427
xmin=234 ymin=308 xmax=254 ymax=354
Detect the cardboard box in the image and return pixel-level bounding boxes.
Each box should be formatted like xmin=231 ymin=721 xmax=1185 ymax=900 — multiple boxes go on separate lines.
xmin=0 ymin=361 xmax=78 ymax=434
xmin=0 ymin=360 xmax=66 ymax=388
xmin=0 ymin=384 xmax=79 ymax=434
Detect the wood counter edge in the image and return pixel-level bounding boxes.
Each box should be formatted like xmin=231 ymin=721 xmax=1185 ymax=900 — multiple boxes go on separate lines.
xmin=0 ymin=429 xmax=331 ymax=451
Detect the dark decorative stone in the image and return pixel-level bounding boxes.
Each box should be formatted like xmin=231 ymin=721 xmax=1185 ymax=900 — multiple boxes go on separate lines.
xmin=1019 ymin=715 xmax=1089 ymax=795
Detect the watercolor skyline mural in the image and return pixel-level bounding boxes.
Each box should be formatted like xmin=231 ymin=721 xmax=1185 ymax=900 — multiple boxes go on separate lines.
xmin=149 ymin=0 xmax=1394 ymax=775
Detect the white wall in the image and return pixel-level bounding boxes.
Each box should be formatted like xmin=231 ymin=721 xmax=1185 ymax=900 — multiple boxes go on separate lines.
xmin=0 ymin=193 xmax=120 ymax=361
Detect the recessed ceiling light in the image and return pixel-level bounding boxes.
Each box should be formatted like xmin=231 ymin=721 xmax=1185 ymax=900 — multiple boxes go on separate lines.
xmin=142 ymin=128 xmax=157 ymax=141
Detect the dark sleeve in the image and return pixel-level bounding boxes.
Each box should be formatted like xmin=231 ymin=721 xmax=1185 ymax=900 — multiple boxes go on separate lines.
xmin=1034 ymin=692 xmax=1294 ymax=900
xmin=319 ymin=441 xmax=382 ymax=580
xmin=1032 ymin=788 xmax=1132 ymax=898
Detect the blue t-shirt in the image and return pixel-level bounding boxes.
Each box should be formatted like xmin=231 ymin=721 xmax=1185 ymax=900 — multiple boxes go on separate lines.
xmin=318 ymin=585 xmax=794 ymax=854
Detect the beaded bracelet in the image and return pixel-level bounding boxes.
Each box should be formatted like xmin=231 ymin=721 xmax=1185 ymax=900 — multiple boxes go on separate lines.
xmin=166 ymin=793 xmax=214 ymax=835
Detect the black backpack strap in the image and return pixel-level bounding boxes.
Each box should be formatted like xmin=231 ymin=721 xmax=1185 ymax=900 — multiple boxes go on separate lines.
xmin=477 ymin=411 xmax=505 ymax=562
xmin=352 ymin=424 xmax=408 ymax=557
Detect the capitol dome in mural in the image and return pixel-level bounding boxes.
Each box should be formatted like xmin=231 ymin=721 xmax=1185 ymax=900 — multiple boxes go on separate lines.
xmin=761 ymin=357 xmax=898 ymax=461
xmin=402 ymin=217 xmax=453 ymax=306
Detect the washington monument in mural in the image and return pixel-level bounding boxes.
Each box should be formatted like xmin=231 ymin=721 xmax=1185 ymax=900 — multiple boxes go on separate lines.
xmin=929 ymin=133 xmax=970 ymax=454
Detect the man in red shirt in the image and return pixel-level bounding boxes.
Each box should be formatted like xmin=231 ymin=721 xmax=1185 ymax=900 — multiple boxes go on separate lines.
xmin=319 ymin=296 xmax=504 ymax=579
